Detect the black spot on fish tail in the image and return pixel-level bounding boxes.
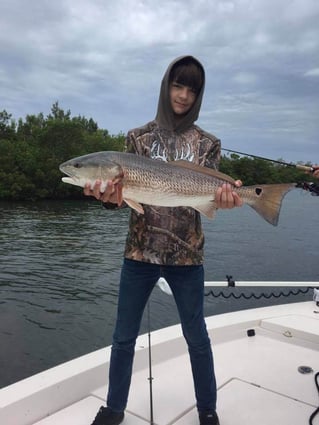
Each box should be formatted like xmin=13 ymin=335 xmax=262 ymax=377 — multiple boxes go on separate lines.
xmin=248 ymin=183 xmax=295 ymax=226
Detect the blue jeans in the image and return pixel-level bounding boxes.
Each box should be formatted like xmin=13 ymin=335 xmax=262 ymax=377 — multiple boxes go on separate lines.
xmin=107 ymin=259 xmax=217 ymax=413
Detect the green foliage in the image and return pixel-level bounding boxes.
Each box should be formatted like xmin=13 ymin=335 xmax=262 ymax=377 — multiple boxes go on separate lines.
xmin=219 ymin=155 xmax=311 ymax=186
xmin=0 ymin=103 xmax=126 ymax=201
xmin=0 ymin=102 xmax=315 ymax=201
xmin=0 ymin=110 xmax=16 ymax=140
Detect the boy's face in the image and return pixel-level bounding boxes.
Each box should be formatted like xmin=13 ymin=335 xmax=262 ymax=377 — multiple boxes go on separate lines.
xmin=169 ymin=82 xmax=197 ymax=116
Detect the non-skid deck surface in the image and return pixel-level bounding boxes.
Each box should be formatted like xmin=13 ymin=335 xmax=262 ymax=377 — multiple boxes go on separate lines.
xmin=33 ymin=396 xmax=148 ymax=424
xmin=4 ymin=303 xmax=318 ymax=425
xmin=34 ymin=329 xmax=319 ymax=424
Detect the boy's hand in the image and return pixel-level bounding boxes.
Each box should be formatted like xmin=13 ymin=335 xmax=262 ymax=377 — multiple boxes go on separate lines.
xmin=84 ymin=178 xmax=123 ymax=205
xmin=215 ymin=180 xmax=243 ymax=209
xmin=312 ymin=166 xmax=319 ymax=178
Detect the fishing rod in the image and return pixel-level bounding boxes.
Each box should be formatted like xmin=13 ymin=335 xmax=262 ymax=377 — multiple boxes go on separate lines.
xmin=222 ymin=147 xmax=314 ymax=172
xmin=222 ymin=147 xmax=319 ymax=196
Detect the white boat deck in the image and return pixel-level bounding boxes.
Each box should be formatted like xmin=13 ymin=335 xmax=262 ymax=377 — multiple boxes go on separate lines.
xmin=1 ymin=301 xmax=319 ymax=425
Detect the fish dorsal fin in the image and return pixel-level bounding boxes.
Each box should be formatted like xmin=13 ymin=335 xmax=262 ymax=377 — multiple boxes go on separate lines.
xmin=171 ymin=160 xmax=236 ymax=185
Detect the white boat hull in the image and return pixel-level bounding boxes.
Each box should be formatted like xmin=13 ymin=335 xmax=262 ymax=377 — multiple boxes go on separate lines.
xmin=1 ymin=298 xmax=319 ymax=424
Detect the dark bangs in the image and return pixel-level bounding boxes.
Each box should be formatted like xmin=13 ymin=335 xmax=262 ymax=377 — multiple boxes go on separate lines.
xmin=169 ymin=58 xmax=204 ymax=94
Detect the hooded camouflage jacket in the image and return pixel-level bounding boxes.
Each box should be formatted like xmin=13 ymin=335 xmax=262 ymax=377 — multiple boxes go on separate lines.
xmin=122 ymin=56 xmax=221 ymax=265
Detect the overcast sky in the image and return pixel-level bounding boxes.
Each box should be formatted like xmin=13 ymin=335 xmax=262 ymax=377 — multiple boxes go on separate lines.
xmin=1 ymin=0 xmax=318 ymax=163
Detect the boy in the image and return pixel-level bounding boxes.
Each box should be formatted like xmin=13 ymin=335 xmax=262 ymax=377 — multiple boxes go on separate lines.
xmin=86 ymin=56 xmax=242 ymax=425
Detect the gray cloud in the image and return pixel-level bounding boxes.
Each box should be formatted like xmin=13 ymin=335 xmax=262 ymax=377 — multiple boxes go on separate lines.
xmin=1 ymin=0 xmax=318 ymax=162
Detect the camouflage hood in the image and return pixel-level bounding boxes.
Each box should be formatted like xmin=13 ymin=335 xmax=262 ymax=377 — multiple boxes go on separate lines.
xmin=155 ymin=55 xmax=205 ymax=133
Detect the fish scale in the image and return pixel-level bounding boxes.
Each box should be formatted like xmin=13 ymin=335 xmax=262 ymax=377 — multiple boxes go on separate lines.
xmin=60 ymin=151 xmax=295 ymax=226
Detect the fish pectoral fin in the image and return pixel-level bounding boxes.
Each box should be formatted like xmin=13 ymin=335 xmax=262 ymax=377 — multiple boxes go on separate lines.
xmin=194 ymin=201 xmax=218 ymax=219
xmin=124 ymin=198 xmax=145 ymax=214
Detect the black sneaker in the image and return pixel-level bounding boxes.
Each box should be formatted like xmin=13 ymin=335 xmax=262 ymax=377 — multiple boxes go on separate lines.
xmin=199 ymin=410 xmax=220 ymax=425
xmin=91 ymin=406 xmax=124 ymax=425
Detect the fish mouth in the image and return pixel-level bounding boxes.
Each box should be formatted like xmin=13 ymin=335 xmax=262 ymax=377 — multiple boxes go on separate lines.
xmin=60 ymin=165 xmax=80 ymax=184
xmin=59 ymin=164 xmax=77 ymax=178
xmin=61 ymin=170 xmax=74 ymax=178
xmin=61 ymin=176 xmax=79 ymax=185
xmin=59 ymin=163 xmax=70 ymax=174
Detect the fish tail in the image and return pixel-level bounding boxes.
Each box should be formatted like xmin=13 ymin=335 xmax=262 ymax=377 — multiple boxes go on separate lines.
xmin=247 ymin=183 xmax=295 ymax=226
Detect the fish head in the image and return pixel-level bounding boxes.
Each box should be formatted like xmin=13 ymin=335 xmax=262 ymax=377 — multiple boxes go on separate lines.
xmin=59 ymin=152 xmax=123 ymax=189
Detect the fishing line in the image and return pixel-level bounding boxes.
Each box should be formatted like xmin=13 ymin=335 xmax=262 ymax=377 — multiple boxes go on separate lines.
xmin=147 ymin=300 xmax=154 ymax=425
xmin=222 ymin=147 xmax=314 ymax=172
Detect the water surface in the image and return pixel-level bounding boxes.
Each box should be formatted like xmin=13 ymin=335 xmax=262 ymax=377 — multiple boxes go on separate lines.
xmin=0 ymin=190 xmax=317 ymax=387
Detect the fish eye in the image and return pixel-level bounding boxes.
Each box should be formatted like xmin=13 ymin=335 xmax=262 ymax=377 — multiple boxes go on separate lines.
xmin=74 ymin=162 xmax=82 ymax=168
